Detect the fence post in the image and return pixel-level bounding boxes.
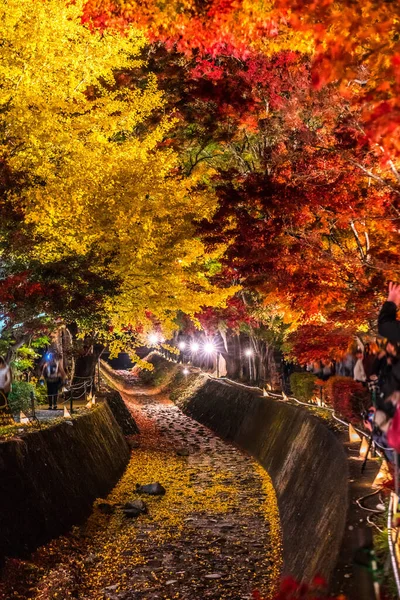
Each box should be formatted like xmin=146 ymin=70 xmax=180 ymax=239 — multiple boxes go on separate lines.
xmin=30 ymin=391 xmax=36 ymax=419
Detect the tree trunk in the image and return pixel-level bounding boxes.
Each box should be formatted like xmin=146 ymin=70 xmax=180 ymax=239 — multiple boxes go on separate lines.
xmin=73 ymin=344 xmax=103 ymax=389
xmin=224 ymin=334 xmax=241 ymax=379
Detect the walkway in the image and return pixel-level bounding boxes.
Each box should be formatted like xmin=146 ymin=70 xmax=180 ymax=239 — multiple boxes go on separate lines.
xmin=0 ymin=373 xmax=282 ymax=600
xmin=117 ymin=382 xmax=282 ymax=599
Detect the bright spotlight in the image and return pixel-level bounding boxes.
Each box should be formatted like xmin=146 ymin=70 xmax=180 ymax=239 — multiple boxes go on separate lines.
xmin=148 ymin=333 xmax=158 ymax=345
xmin=191 ymin=342 xmax=199 ymax=352
xmin=244 ymin=348 xmax=253 ymax=357
xmin=183 ymin=368 xmax=189 ymax=375
xmin=178 ymin=341 xmax=186 ymax=350
xmin=204 ymin=342 xmax=216 ymax=353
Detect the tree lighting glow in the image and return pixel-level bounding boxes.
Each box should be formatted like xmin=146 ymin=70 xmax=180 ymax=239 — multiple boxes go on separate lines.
xmin=204 ymin=342 xmax=216 ymax=354
xmin=178 ymin=341 xmax=186 ymax=350
xmin=148 ymin=333 xmax=159 ymax=345
xmin=191 ymin=342 xmax=199 ymax=352
xmin=244 ymin=348 xmax=253 ymax=357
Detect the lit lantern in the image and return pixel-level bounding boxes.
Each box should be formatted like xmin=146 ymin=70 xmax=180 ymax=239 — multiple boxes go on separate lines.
xmin=282 ymin=391 xmax=288 ymax=401
xmin=19 ymin=411 xmax=29 ymax=424
xmin=372 ymin=461 xmax=391 ymax=488
xmin=349 ymin=424 xmax=362 ymax=443
xmin=359 ymin=436 xmax=371 ymax=458
xmin=64 ymin=405 xmax=71 ymax=418
xmin=263 ymin=388 xmax=269 ymax=397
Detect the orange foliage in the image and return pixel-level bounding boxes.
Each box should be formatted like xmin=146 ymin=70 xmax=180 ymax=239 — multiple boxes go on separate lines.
xmin=80 ymin=0 xmax=400 ymax=360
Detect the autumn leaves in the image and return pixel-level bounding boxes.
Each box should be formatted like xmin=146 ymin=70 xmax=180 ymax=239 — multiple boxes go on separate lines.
xmin=1 ymin=0 xmax=400 ymax=360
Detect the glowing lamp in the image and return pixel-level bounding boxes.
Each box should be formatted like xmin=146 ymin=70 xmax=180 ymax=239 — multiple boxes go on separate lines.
xmin=359 ymin=436 xmax=371 ymax=458
xmin=191 ymin=342 xmax=199 ymax=352
xmin=244 ymin=348 xmax=253 ymax=357
xmin=183 ymin=368 xmax=189 ymax=375
xmin=148 ymin=333 xmax=159 ymax=345
xmin=178 ymin=341 xmax=186 ymax=350
xmin=204 ymin=342 xmax=216 ymax=353
xmin=372 ymin=461 xmax=391 ymax=488
xmin=349 ymin=424 xmax=361 ymax=443
xmin=20 ymin=411 xmax=29 ymax=424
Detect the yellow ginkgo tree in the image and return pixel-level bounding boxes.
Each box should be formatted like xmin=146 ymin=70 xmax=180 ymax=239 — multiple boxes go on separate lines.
xmin=0 ymin=0 xmax=235 ymax=355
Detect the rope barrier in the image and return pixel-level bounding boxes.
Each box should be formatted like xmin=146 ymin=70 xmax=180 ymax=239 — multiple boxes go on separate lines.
xmin=0 ymin=390 xmax=8 ymax=411
xmin=355 ymin=489 xmax=385 ymax=514
xmin=202 ymin=368 xmax=400 ymax=596
xmin=154 ymin=351 xmax=399 ymax=595
xmin=388 ymin=492 xmax=400 ymax=596
xmin=216 ymin=375 xmax=396 ymax=454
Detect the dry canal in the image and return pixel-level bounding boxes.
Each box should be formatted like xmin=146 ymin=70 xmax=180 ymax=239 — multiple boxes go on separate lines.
xmin=0 ymin=373 xmax=282 ymax=600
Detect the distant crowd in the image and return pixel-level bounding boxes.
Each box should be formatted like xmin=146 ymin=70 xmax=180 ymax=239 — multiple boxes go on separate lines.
xmin=305 ymin=284 xmax=400 ymax=461
xmin=306 ymin=341 xmax=397 ymax=391
xmin=0 ymin=351 xmax=67 ymax=414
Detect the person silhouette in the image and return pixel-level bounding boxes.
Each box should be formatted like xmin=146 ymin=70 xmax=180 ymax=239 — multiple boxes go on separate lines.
xmin=41 ymin=352 xmax=66 ymax=410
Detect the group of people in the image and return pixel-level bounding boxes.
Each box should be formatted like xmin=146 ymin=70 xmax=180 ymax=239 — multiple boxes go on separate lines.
xmin=0 ymin=351 xmax=67 ymax=413
xmin=298 ymin=284 xmax=400 ymax=459
xmin=370 ymin=283 xmax=400 ymax=454
xmin=308 ymin=339 xmax=399 ymax=392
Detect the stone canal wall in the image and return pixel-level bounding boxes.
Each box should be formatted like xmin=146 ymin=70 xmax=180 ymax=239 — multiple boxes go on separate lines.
xmin=0 ymin=402 xmax=130 ymax=559
xmin=171 ymin=373 xmax=348 ymax=583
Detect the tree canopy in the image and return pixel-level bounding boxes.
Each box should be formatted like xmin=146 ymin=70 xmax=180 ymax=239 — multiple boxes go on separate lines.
xmin=0 ymin=0 xmax=234 ymax=354
xmin=1 ymin=0 xmax=399 ymax=362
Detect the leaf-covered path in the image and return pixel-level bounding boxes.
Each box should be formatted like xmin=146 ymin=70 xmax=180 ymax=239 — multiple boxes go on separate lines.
xmin=0 ymin=377 xmax=282 ymax=600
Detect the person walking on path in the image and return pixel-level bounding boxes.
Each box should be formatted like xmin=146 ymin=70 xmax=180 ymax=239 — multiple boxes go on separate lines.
xmin=362 ymin=343 xmax=377 ymax=380
xmin=353 ymin=349 xmax=367 ymax=383
xmin=41 ymin=353 xmax=66 ymax=410
xmin=370 ymin=342 xmax=399 ymax=401
xmin=0 ymin=357 xmax=13 ymax=425
xmin=0 ymin=356 xmax=12 ymax=398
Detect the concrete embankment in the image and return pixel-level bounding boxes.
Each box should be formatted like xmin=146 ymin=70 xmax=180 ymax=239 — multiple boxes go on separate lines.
xmin=0 ymin=402 xmax=130 ymax=559
xmin=157 ymin=359 xmax=349 ymax=583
